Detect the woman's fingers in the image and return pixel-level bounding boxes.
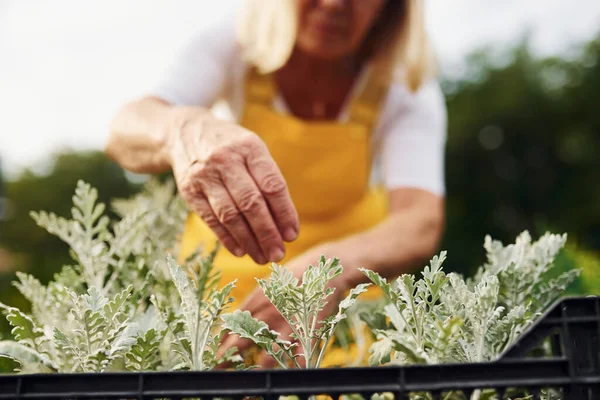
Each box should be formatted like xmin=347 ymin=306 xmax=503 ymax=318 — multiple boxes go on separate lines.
xmin=176 ymin=158 xmax=243 ymax=257
xmin=202 ymin=174 xmax=268 ymax=265
xmin=185 ymin=192 xmax=242 ymax=256
xmin=221 ymin=164 xmax=285 ymax=262
xmin=246 ymin=149 xmax=299 ymax=243
xmin=218 ymin=333 xmax=255 ymax=359
xmin=171 ymin=114 xmax=299 ymax=261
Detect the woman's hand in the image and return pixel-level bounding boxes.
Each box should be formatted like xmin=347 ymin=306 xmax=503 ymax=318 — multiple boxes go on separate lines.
xmin=218 ymin=244 xmax=350 ymax=369
xmin=166 ymin=107 xmax=299 ymax=264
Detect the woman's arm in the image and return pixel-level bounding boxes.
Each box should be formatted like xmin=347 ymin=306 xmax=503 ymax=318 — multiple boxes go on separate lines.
xmin=269 ymin=187 xmax=444 ymax=289
xmin=105 ymin=11 xmax=300 ymax=263
xmin=318 ymin=187 xmax=445 ymax=288
xmin=105 ymin=6 xmax=239 ymax=173
xmin=105 ymin=97 xmax=186 ymax=174
xmin=105 ymin=98 xmax=299 ymax=265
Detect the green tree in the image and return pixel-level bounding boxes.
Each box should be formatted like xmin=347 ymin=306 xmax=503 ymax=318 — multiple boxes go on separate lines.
xmin=441 ymin=35 xmax=600 ymax=281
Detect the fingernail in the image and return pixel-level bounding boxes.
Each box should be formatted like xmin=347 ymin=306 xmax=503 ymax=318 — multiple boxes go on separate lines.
xmin=232 ymin=247 xmax=245 ymax=257
xmin=282 ymin=227 xmax=298 ymax=242
xmin=256 ymin=254 xmax=268 ymax=265
xmin=270 ymin=247 xmax=285 ymax=263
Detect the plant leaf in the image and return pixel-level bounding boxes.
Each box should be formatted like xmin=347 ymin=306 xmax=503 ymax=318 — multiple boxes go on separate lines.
xmin=221 ymin=310 xmax=297 ymax=368
xmin=0 ymin=303 xmax=46 ymax=354
xmin=125 ymin=329 xmax=162 ymax=371
xmin=0 ymin=355 xmax=20 ymax=373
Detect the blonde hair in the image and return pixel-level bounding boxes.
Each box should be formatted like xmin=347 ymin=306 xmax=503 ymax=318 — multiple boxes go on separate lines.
xmin=236 ymin=0 xmax=437 ymax=92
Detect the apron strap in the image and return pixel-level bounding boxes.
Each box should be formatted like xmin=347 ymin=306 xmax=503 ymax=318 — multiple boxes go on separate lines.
xmin=243 ymin=63 xmax=391 ymax=134
xmin=244 ymin=66 xmax=277 ymax=107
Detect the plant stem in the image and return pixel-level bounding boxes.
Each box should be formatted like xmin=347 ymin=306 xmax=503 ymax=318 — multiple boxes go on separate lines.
xmin=314 ymin=335 xmax=333 ymax=369
xmin=265 ymin=347 xmax=290 ymax=369
xmin=442 ymin=391 xmax=456 ymax=400
xmin=301 ymin=293 xmax=313 ymax=367
xmin=285 ymin=348 xmax=303 ymax=369
xmin=399 ymin=304 xmax=419 ymax=348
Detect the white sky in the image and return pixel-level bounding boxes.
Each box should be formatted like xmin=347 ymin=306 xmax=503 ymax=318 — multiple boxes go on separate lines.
xmin=1 ymin=0 xmax=600 ymax=178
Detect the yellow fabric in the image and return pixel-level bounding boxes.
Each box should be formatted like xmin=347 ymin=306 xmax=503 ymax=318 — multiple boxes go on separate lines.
xmin=178 ymin=65 xmax=390 ymax=366
xmin=320 ymin=325 xmax=377 ymax=368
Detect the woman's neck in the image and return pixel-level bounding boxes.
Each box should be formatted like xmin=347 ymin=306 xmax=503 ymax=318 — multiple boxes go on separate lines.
xmin=273 ymin=48 xmax=363 ymax=120
xmin=281 ymin=47 xmax=361 ymax=80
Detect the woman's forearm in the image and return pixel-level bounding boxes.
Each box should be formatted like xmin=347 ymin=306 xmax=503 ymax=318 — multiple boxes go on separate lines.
xmin=105 ymin=97 xmax=212 ymax=174
xmin=107 ymin=96 xmax=299 ymax=263
xmin=326 ymin=196 xmax=445 ymax=289
xmin=105 ymin=97 xmax=176 ymax=173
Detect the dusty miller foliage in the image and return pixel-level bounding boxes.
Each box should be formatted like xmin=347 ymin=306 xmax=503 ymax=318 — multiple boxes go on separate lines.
xmin=151 ymin=253 xmax=242 ymax=371
xmin=0 ymin=179 xmax=240 ymax=373
xmin=0 ymin=180 xmax=579 ymax=399
xmin=222 ymin=257 xmax=370 ymax=369
xmin=361 ymin=231 xmax=578 ymax=367
xmin=359 ymin=232 xmax=578 ymax=400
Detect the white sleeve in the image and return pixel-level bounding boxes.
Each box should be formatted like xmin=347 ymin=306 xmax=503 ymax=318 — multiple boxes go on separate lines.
xmin=148 ymin=12 xmax=238 ymax=107
xmin=377 ymin=80 xmax=448 ymax=196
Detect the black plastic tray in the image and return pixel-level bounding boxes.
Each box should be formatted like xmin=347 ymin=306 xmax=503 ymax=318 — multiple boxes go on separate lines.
xmin=1 ymin=296 xmax=599 ymax=400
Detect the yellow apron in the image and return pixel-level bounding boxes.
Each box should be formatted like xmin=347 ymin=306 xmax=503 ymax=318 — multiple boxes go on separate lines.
xmin=179 ymin=65 xmax=391 ymax=366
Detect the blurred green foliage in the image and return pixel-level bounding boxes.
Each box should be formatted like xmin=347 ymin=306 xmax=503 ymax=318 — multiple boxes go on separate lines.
xmin=1 ymin=36 xmax=599 ymax=337
xmin=555 ymin=244 xmax=600 ymax=296
xmin=440 ymin=36 xmax=600 ymax=280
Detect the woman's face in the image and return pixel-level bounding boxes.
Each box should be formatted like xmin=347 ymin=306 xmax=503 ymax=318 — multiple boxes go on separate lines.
xmin=296 ymin=0 xmax=386 ymax=60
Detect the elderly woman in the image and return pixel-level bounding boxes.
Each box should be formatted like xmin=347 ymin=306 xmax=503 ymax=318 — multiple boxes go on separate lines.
xmin=106 ymin=0 xmax=447 ymax=367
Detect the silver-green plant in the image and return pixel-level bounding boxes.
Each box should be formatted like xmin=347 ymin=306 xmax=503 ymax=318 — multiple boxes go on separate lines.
xmin=361 ymin=252 xmax=463 ymax=366
xmin=0 ymin=179 xmax=239 ymax=373
xmin=0 ymin=179 xmax=580 ymax=400
xmin=221 ymin=257 xmax=370 ymax=369
xmin=151 ymin=253 xmax=242 ymax=371
xmin=362 ymin=232 xmax=578 ymax=367
xmin=361 ymin=231 xmax=579 ymax=400
xmin=471 ymin=231 xmax=579 ymax=315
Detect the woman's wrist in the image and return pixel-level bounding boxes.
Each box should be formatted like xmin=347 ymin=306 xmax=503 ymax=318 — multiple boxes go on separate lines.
xmin=163 ymin=106 xmax=214 ymax=168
